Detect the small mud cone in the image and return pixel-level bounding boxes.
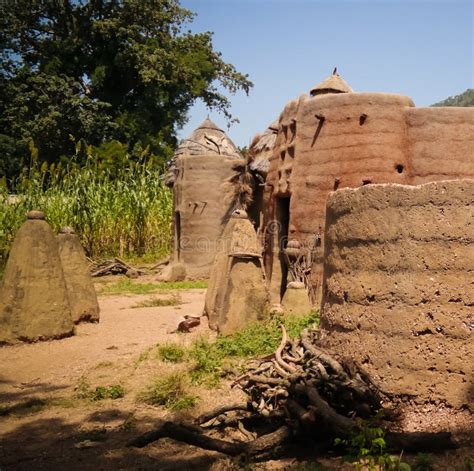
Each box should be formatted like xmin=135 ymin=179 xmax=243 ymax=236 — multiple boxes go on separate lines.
xmin=205 ymin=209 xmax=268 ymax=334
xmin=0 ymin=211 xmax=74 ymax=344
xmin=57 ymin=226 xmax=100 ymax=324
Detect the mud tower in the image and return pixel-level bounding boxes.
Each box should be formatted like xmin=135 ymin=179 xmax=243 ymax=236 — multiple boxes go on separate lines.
xmin=162 ymin=118 xmax=244 ymax=280
xmin=319 ymin=180 xmax=474 ymax=407
xmin=261 ymin=70 xmax=474 ymax=306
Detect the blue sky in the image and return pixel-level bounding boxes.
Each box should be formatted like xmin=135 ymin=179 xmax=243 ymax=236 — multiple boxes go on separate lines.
xmin=178 ymin=0 xmax=473 ymax=147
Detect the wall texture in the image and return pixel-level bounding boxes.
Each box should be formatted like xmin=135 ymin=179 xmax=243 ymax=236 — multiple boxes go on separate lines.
xmin=172 ymin=154 xmax=240 ymax=279
xmin=319 ymin=180 xmax=474 ymax=407
xmin=263 ymin=92 xmax=474 ymax=303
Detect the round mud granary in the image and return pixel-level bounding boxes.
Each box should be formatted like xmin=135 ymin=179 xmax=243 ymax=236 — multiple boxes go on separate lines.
xmin=319 ymin=180 xmax=474 ymax=408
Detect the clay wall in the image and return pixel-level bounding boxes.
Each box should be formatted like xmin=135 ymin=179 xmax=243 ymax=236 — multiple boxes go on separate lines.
xmin=264 ymin=93 xmax=474 ymax=304
xmin=406 ymin=107 xmax=474 ymax=184
xmin=173 ymin=154 xmax=239 ymax=279
xmin=318 ymin=180 xmax=474 ymax=407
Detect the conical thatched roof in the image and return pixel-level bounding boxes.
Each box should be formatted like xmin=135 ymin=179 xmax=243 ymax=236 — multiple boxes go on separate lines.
xmin=310 ymin=69 xmax=353 ymax=96
xmin=248 ymin=120 xmax=279 ymax=178
xmin=175 ymin=118 xmax=242 ymax=159
xmin=165 ymin=118 xmax=242 ymax=187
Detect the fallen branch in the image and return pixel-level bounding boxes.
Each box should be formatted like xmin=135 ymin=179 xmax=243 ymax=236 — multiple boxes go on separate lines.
xmin=129 ymin=421 xmax=291 ymax=458
xmin=129 ymin=327 xmax=458 ymax=458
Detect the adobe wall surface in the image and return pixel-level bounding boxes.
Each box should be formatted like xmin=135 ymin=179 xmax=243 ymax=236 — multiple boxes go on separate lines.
xmin=0 ymin=219 xmax=74 ymax=344
xmin=57 ymin=232 xmax=100 ymax=324
xmin=264 ymin=92 xmax=474 ymax=303
xmin=406 ymin=107 xmax=474 ymax=184
xmin=319 ymin=180 xmax=474 ymax=408
xmin=172 ymin=154 xmax=240 ymax=279
xmin=205 ymin=211 xmax=268 ymax=334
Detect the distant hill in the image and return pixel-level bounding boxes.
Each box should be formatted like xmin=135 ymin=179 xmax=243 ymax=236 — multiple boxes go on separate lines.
xmin=432 ymin=89 xmax=474 ymax=107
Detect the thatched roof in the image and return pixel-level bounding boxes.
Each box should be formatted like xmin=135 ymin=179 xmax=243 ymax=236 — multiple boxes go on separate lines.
xmin=175 ymin=118 xmax=241 ymax=158
xmin=248 ymin=120 xmax=279 ymax=178
xmin=310 ymin=69 xmax=353 ymax=96
xmin=165 ymin=118 xmax=242 ymax=187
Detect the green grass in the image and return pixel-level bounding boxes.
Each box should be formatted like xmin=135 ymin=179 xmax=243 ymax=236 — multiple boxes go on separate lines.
xmin=99 ymin=279 xmax=208 ymax=296
xmin=157 ymin=311 xmax=319 ymax=387
xmin=99 ymin=279 xmax=161 ymax=295
xmin=157 ymin=343 xmax=187 ymax=363
xmin=131 ymin=294 xmax=182 ymax=308
xmin=138 ymin=372 xmax=197 ymax=410
xmin=74 ymin=378 xmax=125 ymax=401
xmin=90 ymin=384 xmax=125 ymax=401
xmin=1 ymin=156 xmax=172 ymax=269
xmin=155 ymin=280 xmax=208 ymax=290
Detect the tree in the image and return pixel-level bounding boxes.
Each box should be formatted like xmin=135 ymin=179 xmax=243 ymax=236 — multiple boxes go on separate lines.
xmin=0 ymin=0 xmax=252 ymax=180
xmin=432 ymin=89 xmax=474 ymax=107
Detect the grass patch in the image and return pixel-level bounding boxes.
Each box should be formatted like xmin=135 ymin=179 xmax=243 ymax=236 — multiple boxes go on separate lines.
xmin=90 ymin=384 xmax=125 ymax=401
xmin=131 ymin=294 xmax=181 ymax=308
xmin=74 ymin=378 xmax=125 ymax=401
xmin=99 ymin=279 xmax=160 ymax=295
xmin=155 ymin=280 xmax=208 ymax=290
xmin=189 ymin=311 xmax=319 ymax=385
xmin=157 ymin=343 xmax=186 ymax=363
xmin=134 ymin=347 xmax=153 ymax=367
xmin=99 ymin=279 xmax=208 ymax=296
xmin=138 ymin=372 xmax=197 ymax=410
xmin=154 ymin=311 xmax=319 ymax=387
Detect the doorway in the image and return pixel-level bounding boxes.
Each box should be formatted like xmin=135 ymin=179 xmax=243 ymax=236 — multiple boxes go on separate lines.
xmin=275 ymin=196 xmax=290 ymax=299
xmin=175 ymin=211 xmax=181 ymax=261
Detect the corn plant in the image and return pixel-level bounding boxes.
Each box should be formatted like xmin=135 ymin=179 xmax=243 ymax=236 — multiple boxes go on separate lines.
xmin=0 ymin=155 xmax=173 ymax=268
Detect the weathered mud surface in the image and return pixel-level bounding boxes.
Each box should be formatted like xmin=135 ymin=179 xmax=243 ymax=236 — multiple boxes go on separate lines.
xmin=57 ymin=231 xmax=100 ymax=324
xmin=320 ymin=180 xmax=474 ymax=408
xmin=0 ymin=219 xmax=73 ymax=343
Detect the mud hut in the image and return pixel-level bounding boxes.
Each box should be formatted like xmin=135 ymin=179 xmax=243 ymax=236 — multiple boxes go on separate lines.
xmin=261 ymin=71 xmax=474 ymax=306
xmin=319 ymin=180 xmax=474 ymax=408
xmin=205 ymin=209 xmax=268 ymax=334
xmin=161 ymin=118 xmax=244 ymax=280
xmin=0 ymin=211 xmax=74 ymax=344
xmin=57 ymin=226 xmax=100 ymax=324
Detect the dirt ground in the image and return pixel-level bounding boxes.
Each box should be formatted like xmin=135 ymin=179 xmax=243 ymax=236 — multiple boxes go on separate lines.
xmin=0 ymin=277 xmax=472 ymax=470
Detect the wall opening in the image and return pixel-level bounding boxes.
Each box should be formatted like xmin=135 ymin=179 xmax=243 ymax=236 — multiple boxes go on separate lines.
xmin=396 ymin=164 xmax=404 ymax=174
xmin=276 ymin=196 xmax=290 ymax=300
xmin=175 ymin=211 xmax=181 ymax=261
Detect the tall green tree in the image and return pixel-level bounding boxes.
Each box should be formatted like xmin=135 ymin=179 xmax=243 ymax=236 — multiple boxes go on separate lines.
xmin=0 ymin=0 xmax=252 ymax=180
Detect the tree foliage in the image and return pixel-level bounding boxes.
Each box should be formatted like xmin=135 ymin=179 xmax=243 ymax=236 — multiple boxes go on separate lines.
xmin=432 ymin=89 xmax=474 ymax=107
xmin=0 ymin=0 xmax=252 ymax=180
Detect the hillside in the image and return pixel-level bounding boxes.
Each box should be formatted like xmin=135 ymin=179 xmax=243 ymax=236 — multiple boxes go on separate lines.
xmin=432 ymin=88 xmax=474 ymax=107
